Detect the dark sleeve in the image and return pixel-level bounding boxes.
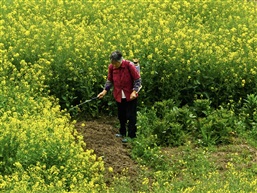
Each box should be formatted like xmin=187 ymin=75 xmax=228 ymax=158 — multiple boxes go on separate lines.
xmin=128 ymin=62 xmax=142 ymax=92
xmin=133 ymin=78 xmax=142 ymax=93
xmin=104 ymin=80 xmax=113 ymax=91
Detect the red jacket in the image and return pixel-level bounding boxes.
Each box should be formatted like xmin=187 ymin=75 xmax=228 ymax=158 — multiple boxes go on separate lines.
xmin=106 ymin=60 xmax=141 ymax=102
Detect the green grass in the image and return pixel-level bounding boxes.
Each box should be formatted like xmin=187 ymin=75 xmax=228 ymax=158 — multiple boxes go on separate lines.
xmin=107 ymin=138 xmax=257 ymax=192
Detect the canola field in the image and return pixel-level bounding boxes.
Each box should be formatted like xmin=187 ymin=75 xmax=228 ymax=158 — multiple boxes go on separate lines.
xmin=1 ymin=0 xmax=257 ymax=192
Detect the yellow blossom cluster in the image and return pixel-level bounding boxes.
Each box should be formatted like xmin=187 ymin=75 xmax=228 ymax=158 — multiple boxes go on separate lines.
xmin=0 ymin=27 xmax=106 ymax=193
xmin=2 ymin=0 xmax=257 ymax=110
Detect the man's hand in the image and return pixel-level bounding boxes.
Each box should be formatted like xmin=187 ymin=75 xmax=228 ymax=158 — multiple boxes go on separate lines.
xmin=130 ymin=90 xmax=137 ymax=100
xmin=97 ymin=90 xmax=107 ymax=99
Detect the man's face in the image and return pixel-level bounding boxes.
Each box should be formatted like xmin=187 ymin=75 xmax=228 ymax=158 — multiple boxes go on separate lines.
xmin=112 ymin=60 xmax=122 ymax=69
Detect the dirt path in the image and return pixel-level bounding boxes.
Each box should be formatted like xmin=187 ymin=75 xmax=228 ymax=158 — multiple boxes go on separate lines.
xmin=75 ymin=116 xmax=138 ymax=178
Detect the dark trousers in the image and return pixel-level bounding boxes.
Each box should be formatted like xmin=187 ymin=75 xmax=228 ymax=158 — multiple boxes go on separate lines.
xmin=117 ymin=98 xmax=137 ymax=138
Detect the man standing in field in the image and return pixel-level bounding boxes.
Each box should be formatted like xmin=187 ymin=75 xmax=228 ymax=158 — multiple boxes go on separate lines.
xmin=98 ymin=51 xmax=141 ymax=143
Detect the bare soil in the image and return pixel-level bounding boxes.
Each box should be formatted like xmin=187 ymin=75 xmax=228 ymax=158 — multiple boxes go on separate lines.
xmin=75 ymin=115 xmax=139 ymax=179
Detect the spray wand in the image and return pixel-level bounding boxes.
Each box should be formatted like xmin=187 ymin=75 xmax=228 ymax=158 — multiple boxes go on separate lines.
xmin=70 ymin=96 xmax=98 ymax=110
